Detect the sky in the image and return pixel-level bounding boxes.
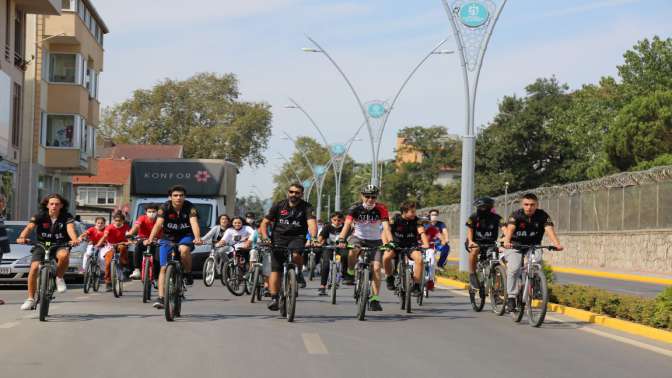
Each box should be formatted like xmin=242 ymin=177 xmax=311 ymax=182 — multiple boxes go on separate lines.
xmin=93 ymin=0 xmax=672 ymax=199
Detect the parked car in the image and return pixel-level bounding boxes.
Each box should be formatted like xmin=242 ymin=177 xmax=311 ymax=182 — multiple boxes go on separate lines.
xmin=0 ymin=221 xmax=87 ymax=286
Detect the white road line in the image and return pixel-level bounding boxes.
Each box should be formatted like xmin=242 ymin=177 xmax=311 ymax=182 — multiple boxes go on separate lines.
xmin=302 ymin=333 xmax=328 ymax=355
xmin=0 ymin=322 xmax=19 ymax=329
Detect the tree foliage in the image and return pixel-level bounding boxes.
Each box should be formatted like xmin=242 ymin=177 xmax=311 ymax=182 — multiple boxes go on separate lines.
xmin=99 ymin=72 xmax=272 ymax=167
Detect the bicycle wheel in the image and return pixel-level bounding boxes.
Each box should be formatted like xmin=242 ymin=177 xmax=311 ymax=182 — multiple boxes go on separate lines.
xmin=512 ymin=290 xmax=525 ymax=323
xmin=287 ymin=269 xmax=297 ymax=322
xmin=308 ymin=253 xmax=316 ymax=281
xmin=83 ymin=263 xmax=91 ymax=294
xmin=38 ymin=266 xmax=51 ymax=322
xmin=357 ymin=268 xmax=369 ymax=321
xmin=174 ymin=271 xmax=183 ymax=318
xmin=417 ymin=268 xmax=426 ymax=306
xmin=527 ymin=269 xmax=548 ymax=327
xmin=490 ymin=265 xmax=507 ymax=316
xmin=250 ymin=266 xmax=261 ymax=303
xmin=142 ymin=258 xmax=152 ymax=303
xmin=469 ymin=268 xmax=486 ymax=312
xmin=203 ymin=257 xmax=216 ymax=287
xmin=225 ymin=264 xmax=246 ymax=296
xmin=219 ymin=259 xmax=227 ymax=287
xmin=111 ymin=261 xmax=121 ymax=298
xmin=165 ymin=264 xmax=177 ymax=321
xmin=404 ymin=267 xmax=412 ymax=314
xmin=92 ymin=265 xmax=101 ymax=292
xmin=330 ymin=262 xmax=338 ymax=305
xmin=280 ymin=275 xmax=288 ymax=317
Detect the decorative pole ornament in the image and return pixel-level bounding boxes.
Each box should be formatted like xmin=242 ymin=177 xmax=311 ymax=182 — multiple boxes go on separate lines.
xmin=441 ymin=0 xmax=507 ymax=272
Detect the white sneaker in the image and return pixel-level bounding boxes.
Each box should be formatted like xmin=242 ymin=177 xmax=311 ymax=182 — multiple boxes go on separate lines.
xmin=56 ymin=277 xmax=67 ymax=293
xmin=130 ymin=269 xmax=141 ymax=280
xmin=20 ymin=298 xmax=35 ymax=310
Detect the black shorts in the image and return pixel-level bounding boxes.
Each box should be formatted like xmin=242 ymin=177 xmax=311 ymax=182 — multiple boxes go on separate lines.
xmin=347 ymin=236 xmax=383 ymax=262
xmin=270 ymin=237 xmax=305 ymax=273
xmin=30 ymin=245 xmax=70 ymax=263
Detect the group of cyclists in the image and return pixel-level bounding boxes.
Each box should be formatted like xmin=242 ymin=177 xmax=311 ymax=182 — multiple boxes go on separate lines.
xmin=10 ymin=179 xmax=564 ymax=318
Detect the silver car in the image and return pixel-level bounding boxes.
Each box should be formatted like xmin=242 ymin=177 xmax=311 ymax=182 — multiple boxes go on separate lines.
xmin=0 ymin=221 xmax=87 ymax=286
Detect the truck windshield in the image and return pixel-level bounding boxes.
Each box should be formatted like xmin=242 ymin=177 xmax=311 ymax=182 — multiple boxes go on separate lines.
xmin=135 ymin=203 xmax=214 ymax=233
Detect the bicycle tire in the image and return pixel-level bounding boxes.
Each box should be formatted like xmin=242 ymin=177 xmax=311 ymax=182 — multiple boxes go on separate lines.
xmin=92 ymin=265 xmax=101 ymax=292
xmin=287 ymin=269 xmax=297 ymax=322
xmin=357 ymin=268 xmax=369 ymax=321
xmin=330 ymin=262 xmax=338 ymax=305
xmin=417 ymin=267 xmax=425 ymax=306
xmin=142 ymin=258 xmax=152 ymax=303
xmin=38 ymin=266 xmax=50 ymax=322
xmin=203 ymin=257 xmax=215 ymax=287
xmin=174 ymin=270 xmax=182 ymax=317
xmin=250 ymin=266 xmax=261 ymax=303
xmin=404 ymin=267 xmax=412 ymax=314
xmin=225 ymin=263 xmax=246 ymax=296
xmin=490 ymin=264 xmax=507 ymax=316
xmin=308 ymin=253 xmax=315 ymax=281
xmin=111 ymin=261 xmax=121 ymax=298
xmin=280 ymin=274 xmax=288 ymax=317
xmin=219 ymin=259 xmax=227 ymax=287
xmin=527 ymin=269 xmax=548 ymax=327
xmin=165 ymin=264 xmax=177 ymax=321
xmin=83 ymin=263 xmax=91 ymax=294
xmin=512 ymin=290 xmax=525 ymax=322
xmin=469 ymin=268 xmax=486 ymax=312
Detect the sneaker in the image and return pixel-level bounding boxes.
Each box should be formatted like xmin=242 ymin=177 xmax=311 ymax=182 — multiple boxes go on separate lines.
xmin=426 ymin=280 xmax=435 ymax=291
xmin=184 ymin=273 xmax=194 ymax=285
xmin=369 ymin=299 xmax=383 ymax=311
xmin=267 ymin=296 xmax=279 ymax=311
xmin=506 ymin=298 xmax=516 ymax=312
xmin=318 ymin=287 xmax=327 ymax=296
xmin=386 ymin=276 xmax=396 ymax=291
xmin=263 ymin=289 xmax=271 ymax=298
xmin=153 ymin=297 xmax=165 ymax=309
xmin=130 ymin=269 xmax=141 ymax=280
xmin=56 ymin=277 xmax=67 ymax=293
xmin=412 ymin=283 xmax=422 ymax=297
xmin=20 ymin=298 xmax=35 ymax=310
xmin=106 ymin=283 xmax=113 ymax=292
xmin=297 ymin=273 xmax=307 ymax=289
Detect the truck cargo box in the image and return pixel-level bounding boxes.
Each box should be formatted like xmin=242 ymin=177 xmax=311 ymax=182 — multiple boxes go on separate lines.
xmin=130 ymin=159 xmax=237 ymax=197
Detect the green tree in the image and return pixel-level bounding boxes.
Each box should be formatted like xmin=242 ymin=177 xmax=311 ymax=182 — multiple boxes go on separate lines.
xmin=618 ymin=36 xmax=672 ymax=97
xmin=99 ymin=72 xmax=272 ymax=167
xmin=235 ymin=195 xmax=265 ymax=217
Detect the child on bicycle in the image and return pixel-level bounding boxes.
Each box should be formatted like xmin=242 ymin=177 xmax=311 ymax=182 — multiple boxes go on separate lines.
xmin=79 ymin=217 xmax=106 ymax=275
xmin=97 ymin=211 xmax=131 ymax=291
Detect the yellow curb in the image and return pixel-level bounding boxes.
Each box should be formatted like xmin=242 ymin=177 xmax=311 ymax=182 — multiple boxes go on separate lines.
xmin=436 ymin=276 xmax=672 ymax=344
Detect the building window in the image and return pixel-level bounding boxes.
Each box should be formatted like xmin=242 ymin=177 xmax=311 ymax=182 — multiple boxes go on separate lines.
xmin=61 ymin=0 xmax=76 ymax=11
xmin=77 ymin=187 xmax=116 ymax=206
xmin=11 ymin=83 xmax=21 ymax=147
xmin=14 ymin=10 xmax=24 ymax=66
xmin=49 ymin=54 xmax=77 ymax=83
xmin=43 ymin=114 xmax=76 ymax=147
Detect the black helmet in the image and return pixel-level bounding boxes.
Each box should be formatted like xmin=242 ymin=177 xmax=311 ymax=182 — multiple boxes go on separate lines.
xmin=473 ymin=197 xmax=495 ymax=209
xmin=360 ymin=184 xmax=380 ymax=196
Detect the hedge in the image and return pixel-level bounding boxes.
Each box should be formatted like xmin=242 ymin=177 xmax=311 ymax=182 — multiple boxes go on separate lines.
xmin=437 ymin=265 xmax=672 ymax=330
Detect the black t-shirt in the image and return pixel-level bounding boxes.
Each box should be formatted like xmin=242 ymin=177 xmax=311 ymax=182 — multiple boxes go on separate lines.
xmin=391 ymin=214 xmax=421 ymax=248
xmin=319 ymin=223 xmax=345 ymax=245
xmin=508 ymin=208 xmax=554 ymax=246
xmin=265 ymin=199 xmax=315 ymax=240
xmin=29 ymin=211 xmax=75 ymax=244
xmin=466 ymin=212 xmax=504 ymax=243
xmin=157 ymin=200 xmax=198 ymax=241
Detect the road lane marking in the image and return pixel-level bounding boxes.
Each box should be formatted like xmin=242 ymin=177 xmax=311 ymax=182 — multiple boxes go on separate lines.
xmin=302 ymin=333 xmax=328 ymax=355
xmin=0 ymin=322 xmax=19 ymax=329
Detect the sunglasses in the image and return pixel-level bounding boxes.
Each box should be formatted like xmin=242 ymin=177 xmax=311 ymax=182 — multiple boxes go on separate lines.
xmin=288 ymin=190 xmax=303 ymax=195
xmin=364 ymin=195 xmax=377 ymax=199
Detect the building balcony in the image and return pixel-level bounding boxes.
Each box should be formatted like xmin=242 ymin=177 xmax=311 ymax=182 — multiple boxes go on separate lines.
xmin=38 ymin=146 xmax=98 ymax=175
xmin=15 ymin=0 xmax=60 ymax=15
xmin=46 ymin=82 xmax=91 ymax=119
xmin=43 ymin=12 xmax=104 ymax=69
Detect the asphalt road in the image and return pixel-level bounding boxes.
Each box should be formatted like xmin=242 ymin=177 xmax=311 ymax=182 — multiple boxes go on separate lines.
xmin=0 ymin=277 xmax=670 ymax=378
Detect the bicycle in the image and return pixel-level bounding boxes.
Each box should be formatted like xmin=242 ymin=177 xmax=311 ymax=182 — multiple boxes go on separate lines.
xmin=415 ymin=248 xmax=432 ymax=306
xmin=508 ymin=244 xmax=557 ymax=327
xmin=352 ymin=246 xmax=380 ymax=321
xmin=392 ymin=246 xmax=419 ymax=314
xmin=222 ymin=245 xmax=248 ymax=296
xmin=467 ymin=244 xmax=507 ymax=314
xmin=29 ymin=241 xmax=71 ymax=322
xmin=248 ymin=246 xmax=269 ymax=303
xmin=268 ymin=244 xmax=299 ymax=322
xmin=323 ymin=245 xmax=346 ymax=305
xmin=133 ymin=238 xmax=157 ymax=303
xmin=305 ymin=246 xmax=318 ymax=281
xmin=82 ymin=246 xmax=102 ymax=294
xmin=203 ymin=244 xmax=231 ymax=287
xmin=163 ymin=241 xmax=188 ymax=322
xmin=108 ymin=242 xmax=129 ymax=298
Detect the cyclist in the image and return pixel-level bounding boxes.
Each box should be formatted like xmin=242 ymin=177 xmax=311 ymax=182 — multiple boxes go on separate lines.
xmin=79 ymin=217 xmax=106 ymax=275
xmin=245 ymin=212 xmax=256 ymax=227
xmin=418 ymin=217 xmax=437 ymax=291
xmin=126 ymin=204 xmax=160 ymax=280
xmin=260 ymin=183 xmax=318 ymax=311
xmin=465 ymin=197 xmax=506 ymax=290
xmin=222 ymin=216 xmax=254 ymax=270
xmin=337 ymin=184 xmax=392 ymax=311
xmin=145 ymin=185 xmax=204 ymax=309
xmin=96 ymin=211 xmax=131 ymax=291
xmin=427 ymin=209 xmax=450 ymax=268
xmin=316 ymin=211 xmax=346 ymax=296
xmin=383 ymin=201 xmax=430 ymax=296
xmin=501 ymin=193 xmax=564 ymax=312
xmin=202 ymin=214 xmax=231 ymax=245
xmin=17 ymin=193 xmax=79 ymax=310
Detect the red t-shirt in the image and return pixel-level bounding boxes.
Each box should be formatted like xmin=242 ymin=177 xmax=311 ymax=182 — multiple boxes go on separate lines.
xmin=104 ymin=224 xmax=130 ymax=244
xmin=134 ymin=215 xmax=158 ymax=238
xmin=85 ymin=227 xmax=105 ymax=245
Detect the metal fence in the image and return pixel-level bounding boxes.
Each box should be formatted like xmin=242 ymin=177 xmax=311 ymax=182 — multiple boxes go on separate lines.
xmin=430 ymin=166 xmax=672 ymax=237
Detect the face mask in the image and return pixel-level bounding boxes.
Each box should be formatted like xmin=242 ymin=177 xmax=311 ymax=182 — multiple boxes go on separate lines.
xmin=147 ymin=212 xmax=157 ymax=219
xmin=246 ymin=218 xmax=254 ymax=224
xmin=362 ymin=201 xmax=375 ymax=210
xmin=430 ymin=215 xmax=438 ymax=222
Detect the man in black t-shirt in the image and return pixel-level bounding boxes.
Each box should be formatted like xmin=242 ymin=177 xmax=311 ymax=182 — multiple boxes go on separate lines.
xmin=465 ymin=197 xmax=506 ymax=289
xmin=17 ymin=194 xmax=80 ymax=310
xmin=260 ymin=183 xmax=318 ymax=311
xmin=316 ymin=211 xmax=347 ymax=295
xmin=502 ymin=193 xmax=563 ymax=311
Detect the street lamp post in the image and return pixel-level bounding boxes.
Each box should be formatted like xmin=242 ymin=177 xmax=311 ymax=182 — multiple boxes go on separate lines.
xmin=303 ymin=36 xmax=453 ymax=187
xmin=440 ymin=0 xmax=508 ymax=271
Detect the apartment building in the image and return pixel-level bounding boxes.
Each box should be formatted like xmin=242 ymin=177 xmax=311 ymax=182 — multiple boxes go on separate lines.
xmin=0 ymin=0 xmax=60 ymax=218
xmin=17 ymin=0 xmax=107 ymax=219
xmin=395 ymin=133 xmax=461 ymax=186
